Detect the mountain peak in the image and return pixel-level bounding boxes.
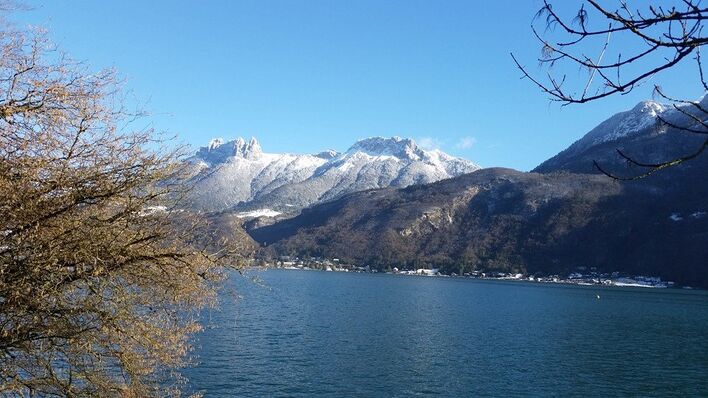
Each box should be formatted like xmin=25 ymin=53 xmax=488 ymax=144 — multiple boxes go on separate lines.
xmin=207 ymin=138 xmax=224 ymax=150
xmin=633 ymin=99 xmax=662 ymax=109
xmin=534 ymin=95 xmax=708 ymax=173
xmin=196 ymin=136 xmax=263 ymax=164
xmin=557 ymin=99 xmax=669 ymax=154
xmin=315 ymin=149 xmax=339 ymax=159
xmin=631 ymin=100 xmax=667 ymax=116
xmin=236 ymin=136 xmax=262 ymax=158
xmin=347 ymin=136 xmax=424 ymax=160
xmin=187 ymin=135 xmax=480 ymax=212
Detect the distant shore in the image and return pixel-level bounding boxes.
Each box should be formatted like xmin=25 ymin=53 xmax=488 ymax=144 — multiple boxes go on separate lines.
xmin=251 ymin=262 xmax=697 ymax=290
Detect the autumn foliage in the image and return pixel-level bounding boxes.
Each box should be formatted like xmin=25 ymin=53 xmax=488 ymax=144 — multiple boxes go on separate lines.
xmin=0 ymin=25 xmax=239 ymax=397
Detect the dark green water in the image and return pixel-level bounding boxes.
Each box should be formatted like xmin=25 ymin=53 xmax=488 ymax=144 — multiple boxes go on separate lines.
xmin=183 ymin=269 xmax=708 ymax=397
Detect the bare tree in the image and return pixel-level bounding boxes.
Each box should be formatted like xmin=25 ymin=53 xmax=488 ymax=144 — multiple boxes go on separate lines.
xmin=0 ymin=24 xmax=249 ymax=397
xmin=512 ymin=0 xmax=708 ymax=179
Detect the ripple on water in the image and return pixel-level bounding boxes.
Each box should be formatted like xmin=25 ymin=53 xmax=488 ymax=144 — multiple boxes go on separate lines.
xmin=183 ymin=270 xmax=708 ymax=397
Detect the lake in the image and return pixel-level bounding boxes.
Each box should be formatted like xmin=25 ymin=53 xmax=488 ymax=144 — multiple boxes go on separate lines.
xmin=183 ymin=269 xmax=708 ymax=397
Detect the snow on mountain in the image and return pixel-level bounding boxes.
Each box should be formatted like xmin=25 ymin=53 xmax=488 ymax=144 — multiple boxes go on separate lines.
xmin=346 ymin=136 xmax=423 ymax=159
xmin=564 ymin=95 xmax=708 ymax=154
xmin=535 ymin=94 xmax=708 ymax=173
xmin=196 ymin=137 xmax=264 ymax=163
xmin=593 ymin=101 xmax=667 ymax=144
xmin=185 ymin=136 xmax=480 ymax=213
xmin=235 ymin=209 xmax=283 ymax=218
xmin=566 ymin=100 xmax=667 ymax=155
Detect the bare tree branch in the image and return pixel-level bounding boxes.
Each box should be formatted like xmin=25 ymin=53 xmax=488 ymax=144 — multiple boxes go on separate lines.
xmin=515 ymin=0 xmax=708 ymax=178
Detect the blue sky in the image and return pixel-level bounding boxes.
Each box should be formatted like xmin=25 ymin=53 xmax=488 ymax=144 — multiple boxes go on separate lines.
xmin=11 ymin=1 xmax=705 ymax=171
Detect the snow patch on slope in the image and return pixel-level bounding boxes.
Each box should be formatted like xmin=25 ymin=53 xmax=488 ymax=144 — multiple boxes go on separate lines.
xmin=236 ymin=209 xmax=282 ymax=218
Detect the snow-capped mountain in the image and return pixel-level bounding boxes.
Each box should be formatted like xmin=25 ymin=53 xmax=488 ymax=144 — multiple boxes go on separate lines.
xmin=535 ymin=95 xmax=708 ymax=173
xmin=250 ymin=99 xmax=708 ymax=289
xmin=584 ymin=101 xmax=668 ymax=146
xmin=185 ymin=136 xmax=480 ymax=213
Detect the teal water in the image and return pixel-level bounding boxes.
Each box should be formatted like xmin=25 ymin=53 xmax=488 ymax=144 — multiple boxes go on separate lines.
xmin=183 ymin=269 xmax=708 ymax=397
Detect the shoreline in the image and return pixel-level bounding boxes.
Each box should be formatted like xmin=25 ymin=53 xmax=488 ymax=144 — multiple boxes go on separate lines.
xmin=245 ymin=265 xmax=701 ymax=291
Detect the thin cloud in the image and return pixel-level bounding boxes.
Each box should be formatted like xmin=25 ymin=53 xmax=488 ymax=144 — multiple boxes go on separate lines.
xmin=418 ymin=136 xmax=443 ymax=150
xmin=456 ymin=136 xmax=477 ymax=150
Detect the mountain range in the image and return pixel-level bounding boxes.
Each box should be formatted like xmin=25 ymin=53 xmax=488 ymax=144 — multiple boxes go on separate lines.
xmin=247 ymin=98 xmax=708 ymax=288
xmin=185 ymin=136 xmax=480 ymax=214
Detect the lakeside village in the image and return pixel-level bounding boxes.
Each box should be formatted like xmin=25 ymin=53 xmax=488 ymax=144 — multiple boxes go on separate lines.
xmin=254 ymin=256 xmax=682 ymax=289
